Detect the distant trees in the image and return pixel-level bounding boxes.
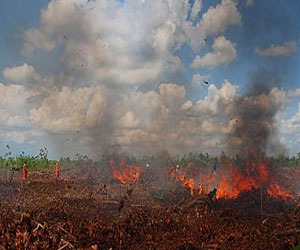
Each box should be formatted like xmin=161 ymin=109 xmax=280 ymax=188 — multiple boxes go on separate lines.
xmin=0 ymin=148 xmax=299 ymax=170
xmin=260 ymin=152 xmax=300 ymax=167
xmin=0 ymin=147 xmax=53 ymax=170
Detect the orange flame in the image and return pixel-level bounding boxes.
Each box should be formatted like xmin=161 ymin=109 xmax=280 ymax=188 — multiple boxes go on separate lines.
xmin=267 ymin=183 xmax=294 ymax=201
xmin=170 ymin=149 xmax=294 ymax=201
xmin=170 ymin=168 xmax=195 ymax=196
xmin=110 ymin=157 xmax=142 ymax=184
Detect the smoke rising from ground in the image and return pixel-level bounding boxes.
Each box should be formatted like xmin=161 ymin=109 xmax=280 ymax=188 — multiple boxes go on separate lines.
xmin=226 ymin=71 xmax=286 ymax=156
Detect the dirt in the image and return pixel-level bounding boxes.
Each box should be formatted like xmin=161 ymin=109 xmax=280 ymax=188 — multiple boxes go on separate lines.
xmin=0 ymin=166 xmax=299 ymax=250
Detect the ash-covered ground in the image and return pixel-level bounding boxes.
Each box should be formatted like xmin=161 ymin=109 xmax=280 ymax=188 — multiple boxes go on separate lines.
xmin=0 ymin=160 xmax=299 ymax=250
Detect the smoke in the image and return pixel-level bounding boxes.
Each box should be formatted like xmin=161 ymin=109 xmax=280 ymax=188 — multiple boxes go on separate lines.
xmin=226 ymin=70 xmax=286 ymax=156
xmin=86 ymin=104 xmax=117 ymax=156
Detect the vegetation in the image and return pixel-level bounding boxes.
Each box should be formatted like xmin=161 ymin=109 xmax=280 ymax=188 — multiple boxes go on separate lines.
xmin=1 ymin=147 xmax=300 ymax=171
xmin=0 ymin=147 xmax=55 ymax=170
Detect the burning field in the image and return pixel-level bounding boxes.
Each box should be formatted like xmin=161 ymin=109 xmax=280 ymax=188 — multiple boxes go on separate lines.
xmin=0 ymin=152 xmax=300 ymax=250
xmin=1 ymin=1 xmax=300 ymax=249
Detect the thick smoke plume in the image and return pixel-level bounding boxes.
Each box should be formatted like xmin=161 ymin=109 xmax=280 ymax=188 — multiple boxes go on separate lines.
xmin=226 ymin=71 xmax=285 ymax=156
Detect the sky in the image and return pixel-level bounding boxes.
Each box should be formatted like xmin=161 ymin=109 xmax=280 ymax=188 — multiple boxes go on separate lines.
xmin=0 ymin=0 xmax=300 ymax=160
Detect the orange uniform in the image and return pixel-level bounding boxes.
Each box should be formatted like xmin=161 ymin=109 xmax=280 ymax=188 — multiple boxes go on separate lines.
xmin=23 ymin=163 xmax=27 ymax=180
xmin=55 ymin=162 xmax=60 ymax=178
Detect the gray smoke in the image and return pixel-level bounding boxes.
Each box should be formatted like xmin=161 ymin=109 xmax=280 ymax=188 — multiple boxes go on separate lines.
xmin=226 ymin=70 xmax=285 ymax=156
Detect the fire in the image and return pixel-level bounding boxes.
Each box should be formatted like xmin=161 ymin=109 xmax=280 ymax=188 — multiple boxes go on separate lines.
xmin=214 ymin=157 xmax=270 ymax=199
xmin=170 ymin=149 xmax=294 ymax=201
xmin=267 ymin=183 xmax=294 ymax=201
xmin=170 ymin=167 xmax=195 ymax=196
xmin=109 ymin=157 xmax=142 ymax=184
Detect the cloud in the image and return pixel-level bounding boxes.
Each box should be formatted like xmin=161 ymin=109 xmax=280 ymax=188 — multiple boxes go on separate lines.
xmin=21 ymin=29 xmax=56 ymax=57
xmin=197 ymin=0 xmax=241 ymax=38
xmin=0 ymin=83 xmax=40 ymax=147
xmin=5 ymin=0 xmax=296 ymax=158
xmin=0 ymin=83 xmax=31 ymax=117
xmin=3 ymin=64 xmax=41 ymax=84
xmin=28 ymin=80 xmax=240 ymax=156
xmin=280 ymin=105 xmax=300 ymax=135
xmin=191 ymin=73 xmax=208 ymax=87
xmin=287 ymin=88 xmax=300 ymax=98
xmin=30 ymin=86 xmax=107 ymax=132
xmin=120 ymin=111 xmax=141 ymax=129
xmin=159 ymin=83 xmax=186 ymax=108
xmin=191 ymin=36 xmax=237 ymax=68
xmin=19 ymin=0 xmax=243 ymax=87
xmin=277 ymin=100 xmax=300 ymax=155
xmin=255 ymin=41 xmax=297 ymax=57
xmin=113 ymin=80 xmax=239 ymax=154
xmin=20 ymin=0 xmax=193 ymax=87
xmin=192 ymin=80 xmax=238 ymax=115
xmin=190 ymin=0 xmax=203 ymax=20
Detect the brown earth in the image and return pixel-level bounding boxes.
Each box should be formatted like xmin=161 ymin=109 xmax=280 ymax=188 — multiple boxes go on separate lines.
xmin=0 ymin=165 xmax=300 ymax=250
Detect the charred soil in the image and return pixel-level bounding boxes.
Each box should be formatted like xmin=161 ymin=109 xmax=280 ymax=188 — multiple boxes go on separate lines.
xmin=0 ymin=166 xmax=299 ymax=250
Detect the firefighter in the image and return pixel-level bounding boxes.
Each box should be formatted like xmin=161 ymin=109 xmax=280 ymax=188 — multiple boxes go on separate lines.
xmin=23 ymin=162 xmax=27 ymax=180
xmin=55 ymin=161 xmax=60 ymax=179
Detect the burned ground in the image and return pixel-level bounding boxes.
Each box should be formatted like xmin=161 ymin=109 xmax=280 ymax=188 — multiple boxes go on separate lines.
xmin=0 ymin=164 xmax=300 ymax=250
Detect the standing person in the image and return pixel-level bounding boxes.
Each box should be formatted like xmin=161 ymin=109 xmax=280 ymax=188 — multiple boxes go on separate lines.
xmin=55 ymin=161 xmax=60 ymax=179
xmin=23 ymin=162 xmax=27 ymax=180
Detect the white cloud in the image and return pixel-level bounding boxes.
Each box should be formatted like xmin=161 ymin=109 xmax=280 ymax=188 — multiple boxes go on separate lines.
xmin=30 ymin=86 xmax=107 ymax=132
xmin=197 ymin=0 xmax=241 ymax=38
xmin=190 ymin=0 xmax=203 ymax=20
xmin=0 ymin=83 xmax=31 ymax=117
xmin=277 ymin=100 xmax=300 ymax=156
xmin=5 ymin=0 xmax=297 ymax=158
xmin=287 ymin=88 xmax=300 ymax=98
xmin=111 ymin=80 xmax=239 ymax=154
xmin=255 ymin=42 xmax=297 ymax=57
xmin=191 ymin=36 xmax=237 ymax=68
xmin=21 ymin=29 xmax=56 ymax=57
xmin=120 ymin=111 xmax=141 ymax=129
xmin=0 ymin=83 xmax=40 ymax=147
xmin=191 ymin=73 xmax=209 ymax=87
xmin=3 ymin=64 xmax=41 ymax=84
xmin=192 ymin=80 xmax=238 ymax=115
xmin=158 ymin=83 xmax=186 ymax=108
xmin=18 ymin=0 xmax=243 ymax=87
xmin=279 ymin=102 xmax=300 ymax=135
xmin=20 ymin=0 xmax=192 ymax=87
xmin=1 ymin=78 xmax=294 ymax=157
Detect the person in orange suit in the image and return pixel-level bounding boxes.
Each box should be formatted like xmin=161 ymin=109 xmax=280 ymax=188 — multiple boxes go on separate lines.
xmin=55 ymin=161 xmax=60 ymax=179
xmin=23 ymin=162 xmax=27 ymax=180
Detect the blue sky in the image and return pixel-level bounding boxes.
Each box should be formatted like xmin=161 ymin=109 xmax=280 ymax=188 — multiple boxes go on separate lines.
xmin=0 ymin=0 xmax=299 ymax=159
